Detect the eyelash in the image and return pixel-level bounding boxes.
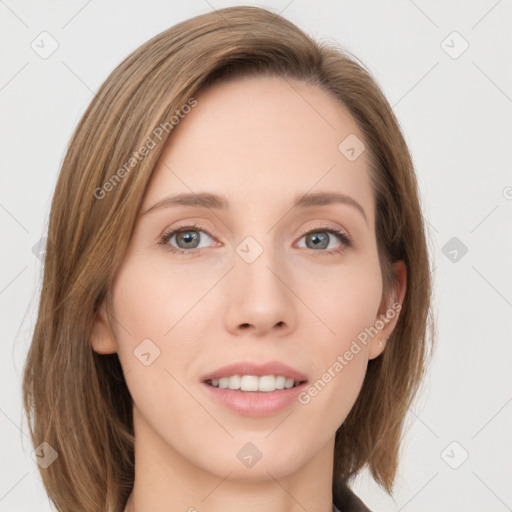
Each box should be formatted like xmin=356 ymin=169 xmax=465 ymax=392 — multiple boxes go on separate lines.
xmin=158 ymin=222 xmax=352 ymax=256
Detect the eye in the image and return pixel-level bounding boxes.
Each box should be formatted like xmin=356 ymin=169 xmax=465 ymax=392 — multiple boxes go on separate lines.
xmin=159 ymin=223 xmax=216 ymax=254
xmin=295 ymin=225 xmax=352 ymax=255
xmin=158 ymin=223 xmax=352 ymax=256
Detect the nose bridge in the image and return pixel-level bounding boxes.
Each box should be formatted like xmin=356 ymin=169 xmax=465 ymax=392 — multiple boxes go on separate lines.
xmin=223 ymin=230 xmax=297 ymax=334
xmin=235 ymin=231 xmax=288 ymax=299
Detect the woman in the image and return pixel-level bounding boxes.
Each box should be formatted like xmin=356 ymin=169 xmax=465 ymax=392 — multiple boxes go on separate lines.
xmin=22 ymin=6 xmax=434 ymax=512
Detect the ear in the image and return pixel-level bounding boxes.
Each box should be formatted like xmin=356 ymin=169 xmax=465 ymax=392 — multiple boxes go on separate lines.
xmin=368 ymin=260 xmax=407 ymax=360
xmin=90 ymin=302 xmax=118 ymax=354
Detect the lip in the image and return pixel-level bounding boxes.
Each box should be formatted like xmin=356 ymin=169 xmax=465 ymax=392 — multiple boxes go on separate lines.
xmin=200 ymin=381 xmax=308 ymax=417
xmin=200 ymin=360 xmax=309 ymax=417
xmin=200 ymin=360 xmax=309 ymax=383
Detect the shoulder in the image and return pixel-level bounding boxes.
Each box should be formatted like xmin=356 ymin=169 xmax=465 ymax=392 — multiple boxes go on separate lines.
xmin=333 ymin=480 xmax=373 ymax=512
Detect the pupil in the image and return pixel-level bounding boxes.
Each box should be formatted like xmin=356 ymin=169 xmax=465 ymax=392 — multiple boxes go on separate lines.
xmin=178 ymin=231 xmax=199 ymax=248
xmin=308 ymin=232 xmax=328 ymax=249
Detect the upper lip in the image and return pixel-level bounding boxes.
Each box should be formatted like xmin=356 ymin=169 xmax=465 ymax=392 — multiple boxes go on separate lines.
xmin=201 ymin=361 xmax=308 ymax=383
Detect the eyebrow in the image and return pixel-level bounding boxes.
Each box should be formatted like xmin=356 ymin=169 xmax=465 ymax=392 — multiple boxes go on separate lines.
xmin=142 ymin=191 xmax=368 ymax=224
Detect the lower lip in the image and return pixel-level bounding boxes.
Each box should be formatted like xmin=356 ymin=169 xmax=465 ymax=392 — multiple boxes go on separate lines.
xmin=200 ymin=382 xmax=308 ymax=417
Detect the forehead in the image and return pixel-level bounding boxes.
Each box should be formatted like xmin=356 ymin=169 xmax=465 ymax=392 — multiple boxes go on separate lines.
xmin=143 ymin=75 xmax=374 ymax=225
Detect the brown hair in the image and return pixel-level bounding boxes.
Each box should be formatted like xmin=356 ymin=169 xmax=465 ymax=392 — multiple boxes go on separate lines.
xmin=22 ymin=5 xmax=434 ymax=511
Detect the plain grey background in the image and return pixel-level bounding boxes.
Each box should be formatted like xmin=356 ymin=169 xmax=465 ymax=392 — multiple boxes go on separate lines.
xmin=1 ymin=1 xmax=511 ymax=511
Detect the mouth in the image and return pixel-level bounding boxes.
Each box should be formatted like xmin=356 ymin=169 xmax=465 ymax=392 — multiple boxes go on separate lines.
xmin=204 ymin=375 xmax=308 ymax=392
xmin=200 ymin=378 xmax=309 ymax=417
xmin=199 ymin=361 xmax=309 ymax=416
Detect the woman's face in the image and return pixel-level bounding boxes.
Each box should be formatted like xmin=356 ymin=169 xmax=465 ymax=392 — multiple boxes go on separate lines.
xmin=92 ymin=75 xmax=404 ymax=482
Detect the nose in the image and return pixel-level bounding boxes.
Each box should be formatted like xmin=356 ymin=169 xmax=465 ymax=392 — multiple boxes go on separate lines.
xmin=223 ymin=244 xmax=298 ymax=338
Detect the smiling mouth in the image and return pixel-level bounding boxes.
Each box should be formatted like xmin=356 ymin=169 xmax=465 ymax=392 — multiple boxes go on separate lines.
xmin=204 ymin=376 xmax=307 ymax=392
xmin=201 ymin=376 xmax=308 ymax=416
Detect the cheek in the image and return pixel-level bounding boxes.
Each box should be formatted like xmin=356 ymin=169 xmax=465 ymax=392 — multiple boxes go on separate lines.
xmin=295 ymin=253 xmax=383 ymax=347
xmin=109 ymin=252 xmax=217 ymax=403
xmin=111 ymin=252 xmax=210 ymax=347
xmin=108 ymin=255 xmax=210 ymax=451
xmin=289 ymin=255 xmax=383 ymax=425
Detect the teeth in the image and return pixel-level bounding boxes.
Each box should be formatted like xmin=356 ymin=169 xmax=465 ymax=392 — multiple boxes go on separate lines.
xmin=208 ymin=375 xmax=303 ymax=392
xmin=228 ymin=375 xmax=241 ymax=390
xmin=275 ymin=376 xmax=286 ymax=389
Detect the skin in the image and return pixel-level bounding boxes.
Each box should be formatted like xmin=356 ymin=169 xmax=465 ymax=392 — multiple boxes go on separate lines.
xmin=92 ymin=75 xmax=406 ymax=512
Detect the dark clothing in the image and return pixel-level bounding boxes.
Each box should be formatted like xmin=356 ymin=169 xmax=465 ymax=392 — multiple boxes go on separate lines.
xmin=333 ymin=481 xmax=372 ymax=512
